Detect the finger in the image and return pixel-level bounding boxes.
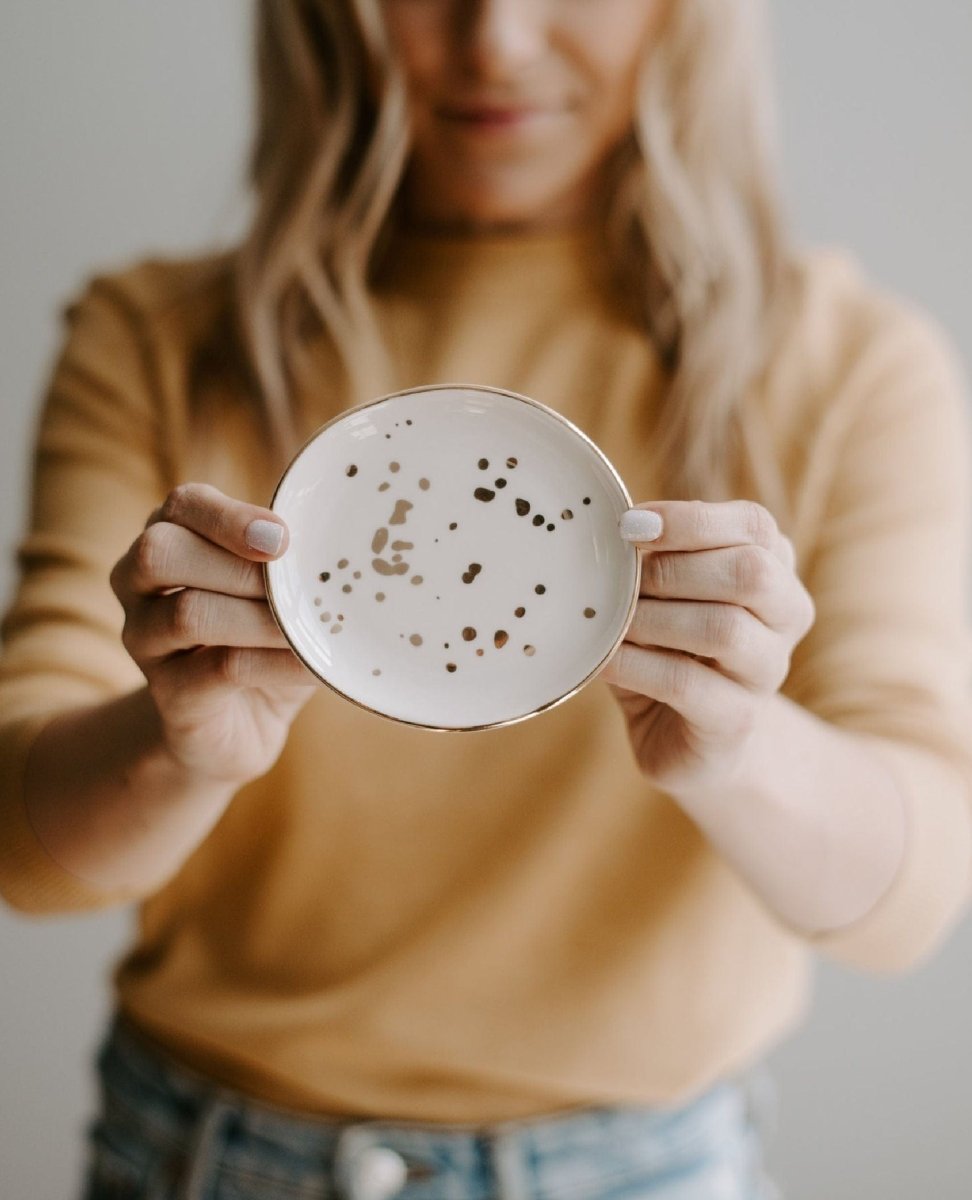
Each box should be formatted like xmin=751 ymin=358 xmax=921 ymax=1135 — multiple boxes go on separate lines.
xmin=625 ymin=597 xmax=789 ymax=691
xmin=153 ymin=646 xmax=319 ymax=701
xmin=640 ymin=544 xmax=806 ymax=633
xmin=597 ymin=642 xmax=755 ymax=738
xmin=146 ymin=482 xmax=288 ymax=561
xmin=124 ymin=590 xmax=288 ymax=665
xmin=112 ymin=523 xmax=268 ymax=607
xmin=621 ymin=500 xmax=793 ymax=566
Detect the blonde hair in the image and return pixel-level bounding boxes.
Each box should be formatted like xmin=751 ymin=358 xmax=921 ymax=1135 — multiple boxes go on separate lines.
xmin=235 ymin=0 xmax=794 ymax=521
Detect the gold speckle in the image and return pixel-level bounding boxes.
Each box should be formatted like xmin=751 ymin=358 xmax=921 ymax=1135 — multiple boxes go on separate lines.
xmin=314 ymin=597 xmax=322 ymax=607
xmin=373 ymin=558 xmax=409 ymax=576
xmin=391 ymin=540 xmax=414 ymax=550
xmin=494 ymin=630 xmax=509 ymax=649
xmin=462 ymin=627 xmax=477 ymax=641
xmin=353 ymin=570 xmax=361 ymax=579
xmin=378 ymin=482 xmax=391 ymax=492
xmin=419 ymin=478 xmax=430 ymax=490
xmin=390 ymin=461 xmax=400 ymax=473
xmin=584 ymin=607 xmax=596 ymax=618
xmin=389 ymin=499 xmax=413 ymax=525
xmin=562 ymin=509 xmax=574 ymax=520
xmin=409 ymin=634 xmax=423 ymax=646
xmin=392 ymin=554 xmax=403 ymax=563
xmin=330 ymin=624 xmax=342 ymax=634
xmin=372 ymin=668 xmax=381 ymax=676
xmin=524 ymin=645 xmax=536 ymax=656
xmin=376 ymin=593 xmax=385 ymax=602
xmin=476 ymin=649 xmax=485 ymax=657
xmin=372 ymin=527 xmax=389 ymax=554
xmin=514 ymin=606 xmax=526 ymax=618
xmin=338 ymin=558 xmax=349 ymax=569
xmin=342 ymin=584 xmax=352 ymax=593
xmin=411 ymin=575 xmax=424 ymax=585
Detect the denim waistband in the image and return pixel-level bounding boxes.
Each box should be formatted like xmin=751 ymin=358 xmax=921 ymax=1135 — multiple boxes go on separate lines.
xmin=87 ymin=1012 xmax=780 ymax=1200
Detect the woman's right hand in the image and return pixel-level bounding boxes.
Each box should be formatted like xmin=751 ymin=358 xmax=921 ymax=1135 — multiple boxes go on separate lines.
xmin=110 ymin=482 xmax=318 ymax=788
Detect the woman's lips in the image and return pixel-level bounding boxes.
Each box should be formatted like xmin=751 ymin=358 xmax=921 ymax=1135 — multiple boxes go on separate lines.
xmin=437 ymin=104 xmax=553 ymax=131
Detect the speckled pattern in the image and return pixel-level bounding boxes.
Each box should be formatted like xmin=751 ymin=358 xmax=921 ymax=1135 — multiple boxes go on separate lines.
xmin=265 ymin=386 xmax=639 ymax=730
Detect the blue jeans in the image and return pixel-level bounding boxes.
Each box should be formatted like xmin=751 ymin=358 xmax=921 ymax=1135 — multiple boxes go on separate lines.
xmin=80 ymin=1013 xmax=783 ymax=1199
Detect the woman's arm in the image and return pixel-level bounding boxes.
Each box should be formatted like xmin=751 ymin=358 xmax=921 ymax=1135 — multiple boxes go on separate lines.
xmin=602 ymin=294 xmax=972 ymax=974
xmin=602 ymin=504 xmax=919 ymax=948
xmin=23 ymin=687 xmax=236 ymax=896
xmin=20 ymin=483 xmax=316 ymax=898
xmin=0 ymin=272 xmax=314 ymax=914
xmin=672 ymin=692 xmax=971 ymax=972
xmin=605 ymin=494 xmax=971 ymax=975
xmin=669 ymin=695 xmax=916 ymax=945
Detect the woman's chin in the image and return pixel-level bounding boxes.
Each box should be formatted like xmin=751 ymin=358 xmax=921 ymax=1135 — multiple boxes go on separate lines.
xmin=403 ymin=192 xmax=592 ymax=235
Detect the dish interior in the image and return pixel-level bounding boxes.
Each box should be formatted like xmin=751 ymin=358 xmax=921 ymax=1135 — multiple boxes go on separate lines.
xmin=266 ymin=387 xmax=638 ymax=729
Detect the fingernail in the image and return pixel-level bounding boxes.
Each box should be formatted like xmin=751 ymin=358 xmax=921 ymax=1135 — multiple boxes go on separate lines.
xmin=245 ymin=518 xmax=284 ymax=555
xmin=619 ymin=509 xmax=663 ymax=542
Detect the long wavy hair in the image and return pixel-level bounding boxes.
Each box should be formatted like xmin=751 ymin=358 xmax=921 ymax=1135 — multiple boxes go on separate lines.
xmin=233 ymin=0 xmax=794 ymax=520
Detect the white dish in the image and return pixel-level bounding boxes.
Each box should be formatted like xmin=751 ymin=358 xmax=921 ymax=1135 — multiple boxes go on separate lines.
xmin=265 ymin=385 xmax=639 ymax=731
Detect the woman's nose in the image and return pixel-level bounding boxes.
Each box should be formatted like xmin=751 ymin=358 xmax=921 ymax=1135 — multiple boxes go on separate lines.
xmin=457 ymin=0 xmax=547 ymax=79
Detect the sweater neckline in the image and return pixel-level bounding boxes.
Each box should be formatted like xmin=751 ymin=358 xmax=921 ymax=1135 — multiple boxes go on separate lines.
xmin=371 ymin=222 xmax=621 ymax=319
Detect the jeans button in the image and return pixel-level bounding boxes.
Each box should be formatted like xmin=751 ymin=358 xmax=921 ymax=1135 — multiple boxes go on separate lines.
xmin=343 ymin=1144 xmax=408 ymax=1200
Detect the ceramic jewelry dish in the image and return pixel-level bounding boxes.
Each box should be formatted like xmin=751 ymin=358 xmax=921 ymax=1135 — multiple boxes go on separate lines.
xmin=264 ymin=384 xmax=640 ymax=731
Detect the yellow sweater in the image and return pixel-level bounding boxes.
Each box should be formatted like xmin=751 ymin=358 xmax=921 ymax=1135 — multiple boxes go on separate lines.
xmin=3 ymin=232 xmax=972 ymax=1122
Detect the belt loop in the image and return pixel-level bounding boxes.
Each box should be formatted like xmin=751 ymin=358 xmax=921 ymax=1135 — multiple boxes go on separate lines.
xmin=176 ymin=1095 xmax=236 ymax=1200
xmin=487 ymin=1128 xmax=533 ymax=1200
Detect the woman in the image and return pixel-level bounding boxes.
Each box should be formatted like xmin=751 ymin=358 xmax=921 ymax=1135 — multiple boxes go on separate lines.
xmin=2 ymin=2 xmax=972 ymax=1197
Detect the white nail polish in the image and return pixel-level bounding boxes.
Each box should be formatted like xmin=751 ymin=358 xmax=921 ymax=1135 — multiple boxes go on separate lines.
xmin=246 ymin=519 xmax=284 ymax=555
xmin=619 ymin=509 xmax=663 ymax=542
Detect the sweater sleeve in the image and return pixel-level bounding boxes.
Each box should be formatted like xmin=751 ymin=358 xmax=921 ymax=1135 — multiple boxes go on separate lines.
xmin=0 ymin=275 xmax=171 ymax=915
xmin=782 ymin=297 xmax=972 ymax=974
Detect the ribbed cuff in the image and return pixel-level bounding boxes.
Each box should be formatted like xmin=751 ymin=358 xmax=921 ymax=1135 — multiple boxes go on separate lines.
xmin=805 ymin=737 xmax=972 ymax=974
xmin=0 ymin=712 xmax=134 ymax=915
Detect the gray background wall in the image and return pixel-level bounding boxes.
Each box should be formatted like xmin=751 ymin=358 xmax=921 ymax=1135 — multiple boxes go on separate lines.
xmin=1 ymin=3 xmax=970 ymax=1197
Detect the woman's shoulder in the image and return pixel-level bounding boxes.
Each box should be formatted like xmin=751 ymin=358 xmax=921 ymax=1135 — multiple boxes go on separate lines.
xmin=774 ymin=245 xmax=963 ymax=397
xmin=63 ymin=247 xmax=237 ymax=353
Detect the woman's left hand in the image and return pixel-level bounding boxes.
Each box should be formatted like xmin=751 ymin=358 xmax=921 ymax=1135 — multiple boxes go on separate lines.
xmin=597 ymin=500 xmax=816 ymax=797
